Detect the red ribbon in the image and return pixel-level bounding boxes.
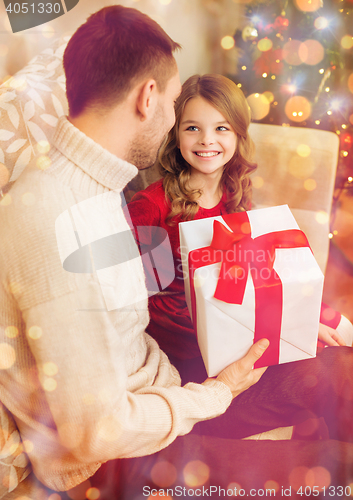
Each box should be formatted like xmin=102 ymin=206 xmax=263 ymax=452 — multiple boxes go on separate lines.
xmin=188 ymin=212 xmax=310 ymax=368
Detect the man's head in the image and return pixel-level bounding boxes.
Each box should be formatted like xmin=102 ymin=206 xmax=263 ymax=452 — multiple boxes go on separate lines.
xmin=64 ymin=5 xmax=180 ymax=119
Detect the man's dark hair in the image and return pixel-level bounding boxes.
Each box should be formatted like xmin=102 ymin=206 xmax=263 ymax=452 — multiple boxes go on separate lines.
xmin=64 ymin=5 xmax=181 ymax=117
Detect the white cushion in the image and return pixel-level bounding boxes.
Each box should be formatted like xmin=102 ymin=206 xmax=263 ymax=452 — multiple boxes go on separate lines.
xmin=0 ymin=403 xmax=31 ymax=498
xmin=0 ymin=37 xmax=68 ymax=192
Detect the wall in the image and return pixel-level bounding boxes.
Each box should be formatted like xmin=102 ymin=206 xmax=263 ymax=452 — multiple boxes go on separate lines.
xmin=0 ymin=0 xmax=242 ymax=83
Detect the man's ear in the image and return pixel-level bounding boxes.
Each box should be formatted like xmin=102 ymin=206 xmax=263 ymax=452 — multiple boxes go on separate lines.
xmin=136 ymin=79 xmax=158 ymax=121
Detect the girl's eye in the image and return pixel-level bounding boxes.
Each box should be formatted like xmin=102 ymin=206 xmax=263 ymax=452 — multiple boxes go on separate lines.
xmin=186 ymin=126 xmax=199 ymax=131
xmin=217 ymin=126 xmax=229 ymax=131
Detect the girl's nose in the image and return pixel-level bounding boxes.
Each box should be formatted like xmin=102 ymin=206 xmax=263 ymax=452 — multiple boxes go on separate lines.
xmin=200 ymin=132 xmax=214 ymax=146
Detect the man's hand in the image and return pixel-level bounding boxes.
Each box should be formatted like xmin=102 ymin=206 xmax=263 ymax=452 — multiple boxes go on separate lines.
xmin=318 ymin=322 xmax=347 ymax=347
xmin=215 ymin=339 xmax=270 ymax=399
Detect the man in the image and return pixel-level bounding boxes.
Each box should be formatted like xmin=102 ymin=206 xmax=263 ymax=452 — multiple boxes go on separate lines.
xmin=0 ymin=6 xmax=352 ymax=500
xmin=0 ymin=6 xmax=269 ymax=498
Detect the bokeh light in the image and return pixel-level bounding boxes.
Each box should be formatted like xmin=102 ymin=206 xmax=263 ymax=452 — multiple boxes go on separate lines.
xmin=322 ymin=307 xmax=336 ymax=321
xmin=66 ymin=479 xmax=91 ymax=500
xmin=263 ymin=91 xmax=274 ymax=103
xmin=331 ymin=99 xmax=342 ymax=111
xmin=48 ymin=494 xmax=62 ymax=500
xmin=289 ymin=155 xmax=315 ymax=179
xmin=315 ymin=210 xmax=329 ymax=224
xmin=295 ymin=0 xmax=322 ymax=12
xmin=283 ymin=83 xmax=297 ymax=94
xmin=9 ymin=282 xmax=23 ymax=295
xmin=264 ymin=480 xmax=280 ymax=493
xmin=285 ymin=96 xmax=311 ymax=122
xmin=0 ymin=193 xmax=11 ymax=206
xmin=82 ymin=393 xmax=95 ymax=406
xmin=36 ymin=140 xmax=50 ymax=154
xmin=97 ymin=415 xmax=123 ymax=442
xmin=241 ymin=222 xmax=251 ymax=234
xmin=297 ymin=144 xmax=311 ymax=157
xmin=5 ymin=326 xmax=19 ymax=338
xmin=0 ymin=163 xmax=9 ymax=188
xmin=314 ymin=17 xmax=328 ymax=29
xmin=257 ymin=37 xmax=273 ymax=52
xmin=86 ymin=487 xmax=100 ymax=500
xmin=43 ymin=361 xmax=58 ymax=376
xmin=341 ymin=35 xmax=353 ymax=50
xmin=0 ymin=343 xmax=16 ymax=369
xmin=42 ymin=377 xmax=57 ymax=392
xmin=304 ymin=179 xmax=317 ymax=191
xmin=28 ymin=326 xmax=42 ymax=340
xmin=283 ymin=40 xmax=302 ymax=65
xmin=8 ymin=76 xmax=27 ymax=91
xmin=348 ymin=73 xmax=353 ymax=94
xmin=228 ymin=482 xmax=242 ymax=495
xmin=348 ymin=482 xmax=353 ymax=496
xmin=252 ymin=175 xmax=264 ymax=189
xmin=247 ymin=93 xmax=270 ymax=120
xmin=21 ymin=192 xmax=36 ymax=206
xmin=221 ymin=36 xmax=235 ymax=50
xmin=299 ymin=39 xmax=324 ymax=65
xmin=289 ymin=466 xmax=310 ymax=490
xmin=183 ymin=460 xmax=210 ymax=487
xmin=306 ymin=467 xmax=331 ymax=489
xmin=58 ymin=422 xmax=84 ymax=450
xmin=36 ymin=156 xmax=52 ymax=171
xmin=151 ymin=461 xmax=177 ymax=487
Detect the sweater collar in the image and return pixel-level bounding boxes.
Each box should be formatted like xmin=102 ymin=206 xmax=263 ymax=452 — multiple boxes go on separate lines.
xmin=52 ymin=116 xmax=138 ymax=191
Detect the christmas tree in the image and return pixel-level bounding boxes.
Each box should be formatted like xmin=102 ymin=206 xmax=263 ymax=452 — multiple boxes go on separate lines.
xmin=233 ymin=0 xmax=353 ymax=210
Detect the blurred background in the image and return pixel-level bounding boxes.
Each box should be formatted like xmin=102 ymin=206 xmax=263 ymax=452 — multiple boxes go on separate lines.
xmin=0 ymin=0 xmax=352 ymax=318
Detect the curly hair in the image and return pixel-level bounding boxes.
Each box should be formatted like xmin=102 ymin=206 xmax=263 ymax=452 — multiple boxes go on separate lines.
xmin=158 ymin=74 xmax=257 ymax=224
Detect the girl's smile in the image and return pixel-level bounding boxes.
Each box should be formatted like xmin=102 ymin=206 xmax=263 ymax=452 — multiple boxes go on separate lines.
xmin=179 ymin=96 xmax=238 ymax=179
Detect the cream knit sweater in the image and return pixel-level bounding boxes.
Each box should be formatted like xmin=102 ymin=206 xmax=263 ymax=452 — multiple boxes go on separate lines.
xmin=0 ymin=117 xmax=232 ymax=492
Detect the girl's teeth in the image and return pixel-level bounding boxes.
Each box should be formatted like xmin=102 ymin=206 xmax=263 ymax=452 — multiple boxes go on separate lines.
xmin=195 ymin=152 xmax=219 ymax=157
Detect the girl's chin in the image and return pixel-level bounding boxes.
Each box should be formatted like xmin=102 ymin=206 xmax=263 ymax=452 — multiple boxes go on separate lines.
xmin=190 ymin=166 xmax=224 ymax=177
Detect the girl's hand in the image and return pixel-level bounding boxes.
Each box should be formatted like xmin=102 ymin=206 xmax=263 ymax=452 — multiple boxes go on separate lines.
xmin=318 ymin=322 xmax=347 ymax=347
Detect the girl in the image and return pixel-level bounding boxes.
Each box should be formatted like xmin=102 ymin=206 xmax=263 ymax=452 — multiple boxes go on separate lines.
xmin=127 ymin=74 xmax=348 ymax=384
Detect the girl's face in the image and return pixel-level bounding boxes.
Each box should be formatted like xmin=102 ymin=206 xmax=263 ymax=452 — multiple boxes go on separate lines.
xmin=178 ymin=96 xmax=238 ymax=179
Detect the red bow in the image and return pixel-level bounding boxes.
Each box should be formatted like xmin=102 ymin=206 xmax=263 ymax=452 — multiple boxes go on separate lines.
xmin=188 ymin=212 xmax=310 ymax=368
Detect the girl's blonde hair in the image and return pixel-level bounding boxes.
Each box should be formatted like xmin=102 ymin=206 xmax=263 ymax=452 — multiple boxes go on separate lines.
xmin=159 ymin=74 xmax=256 ymax=223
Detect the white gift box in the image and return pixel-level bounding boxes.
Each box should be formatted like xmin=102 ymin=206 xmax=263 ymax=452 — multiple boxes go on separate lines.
xmin=179 ymin=205 xmax=324 ymax=377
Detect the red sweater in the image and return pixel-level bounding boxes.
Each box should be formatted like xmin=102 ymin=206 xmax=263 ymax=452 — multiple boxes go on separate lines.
xmin=126 ymin=179 xmax=229 ymax=360
xmin=126 ymin=179 xmax=341 ymax=364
